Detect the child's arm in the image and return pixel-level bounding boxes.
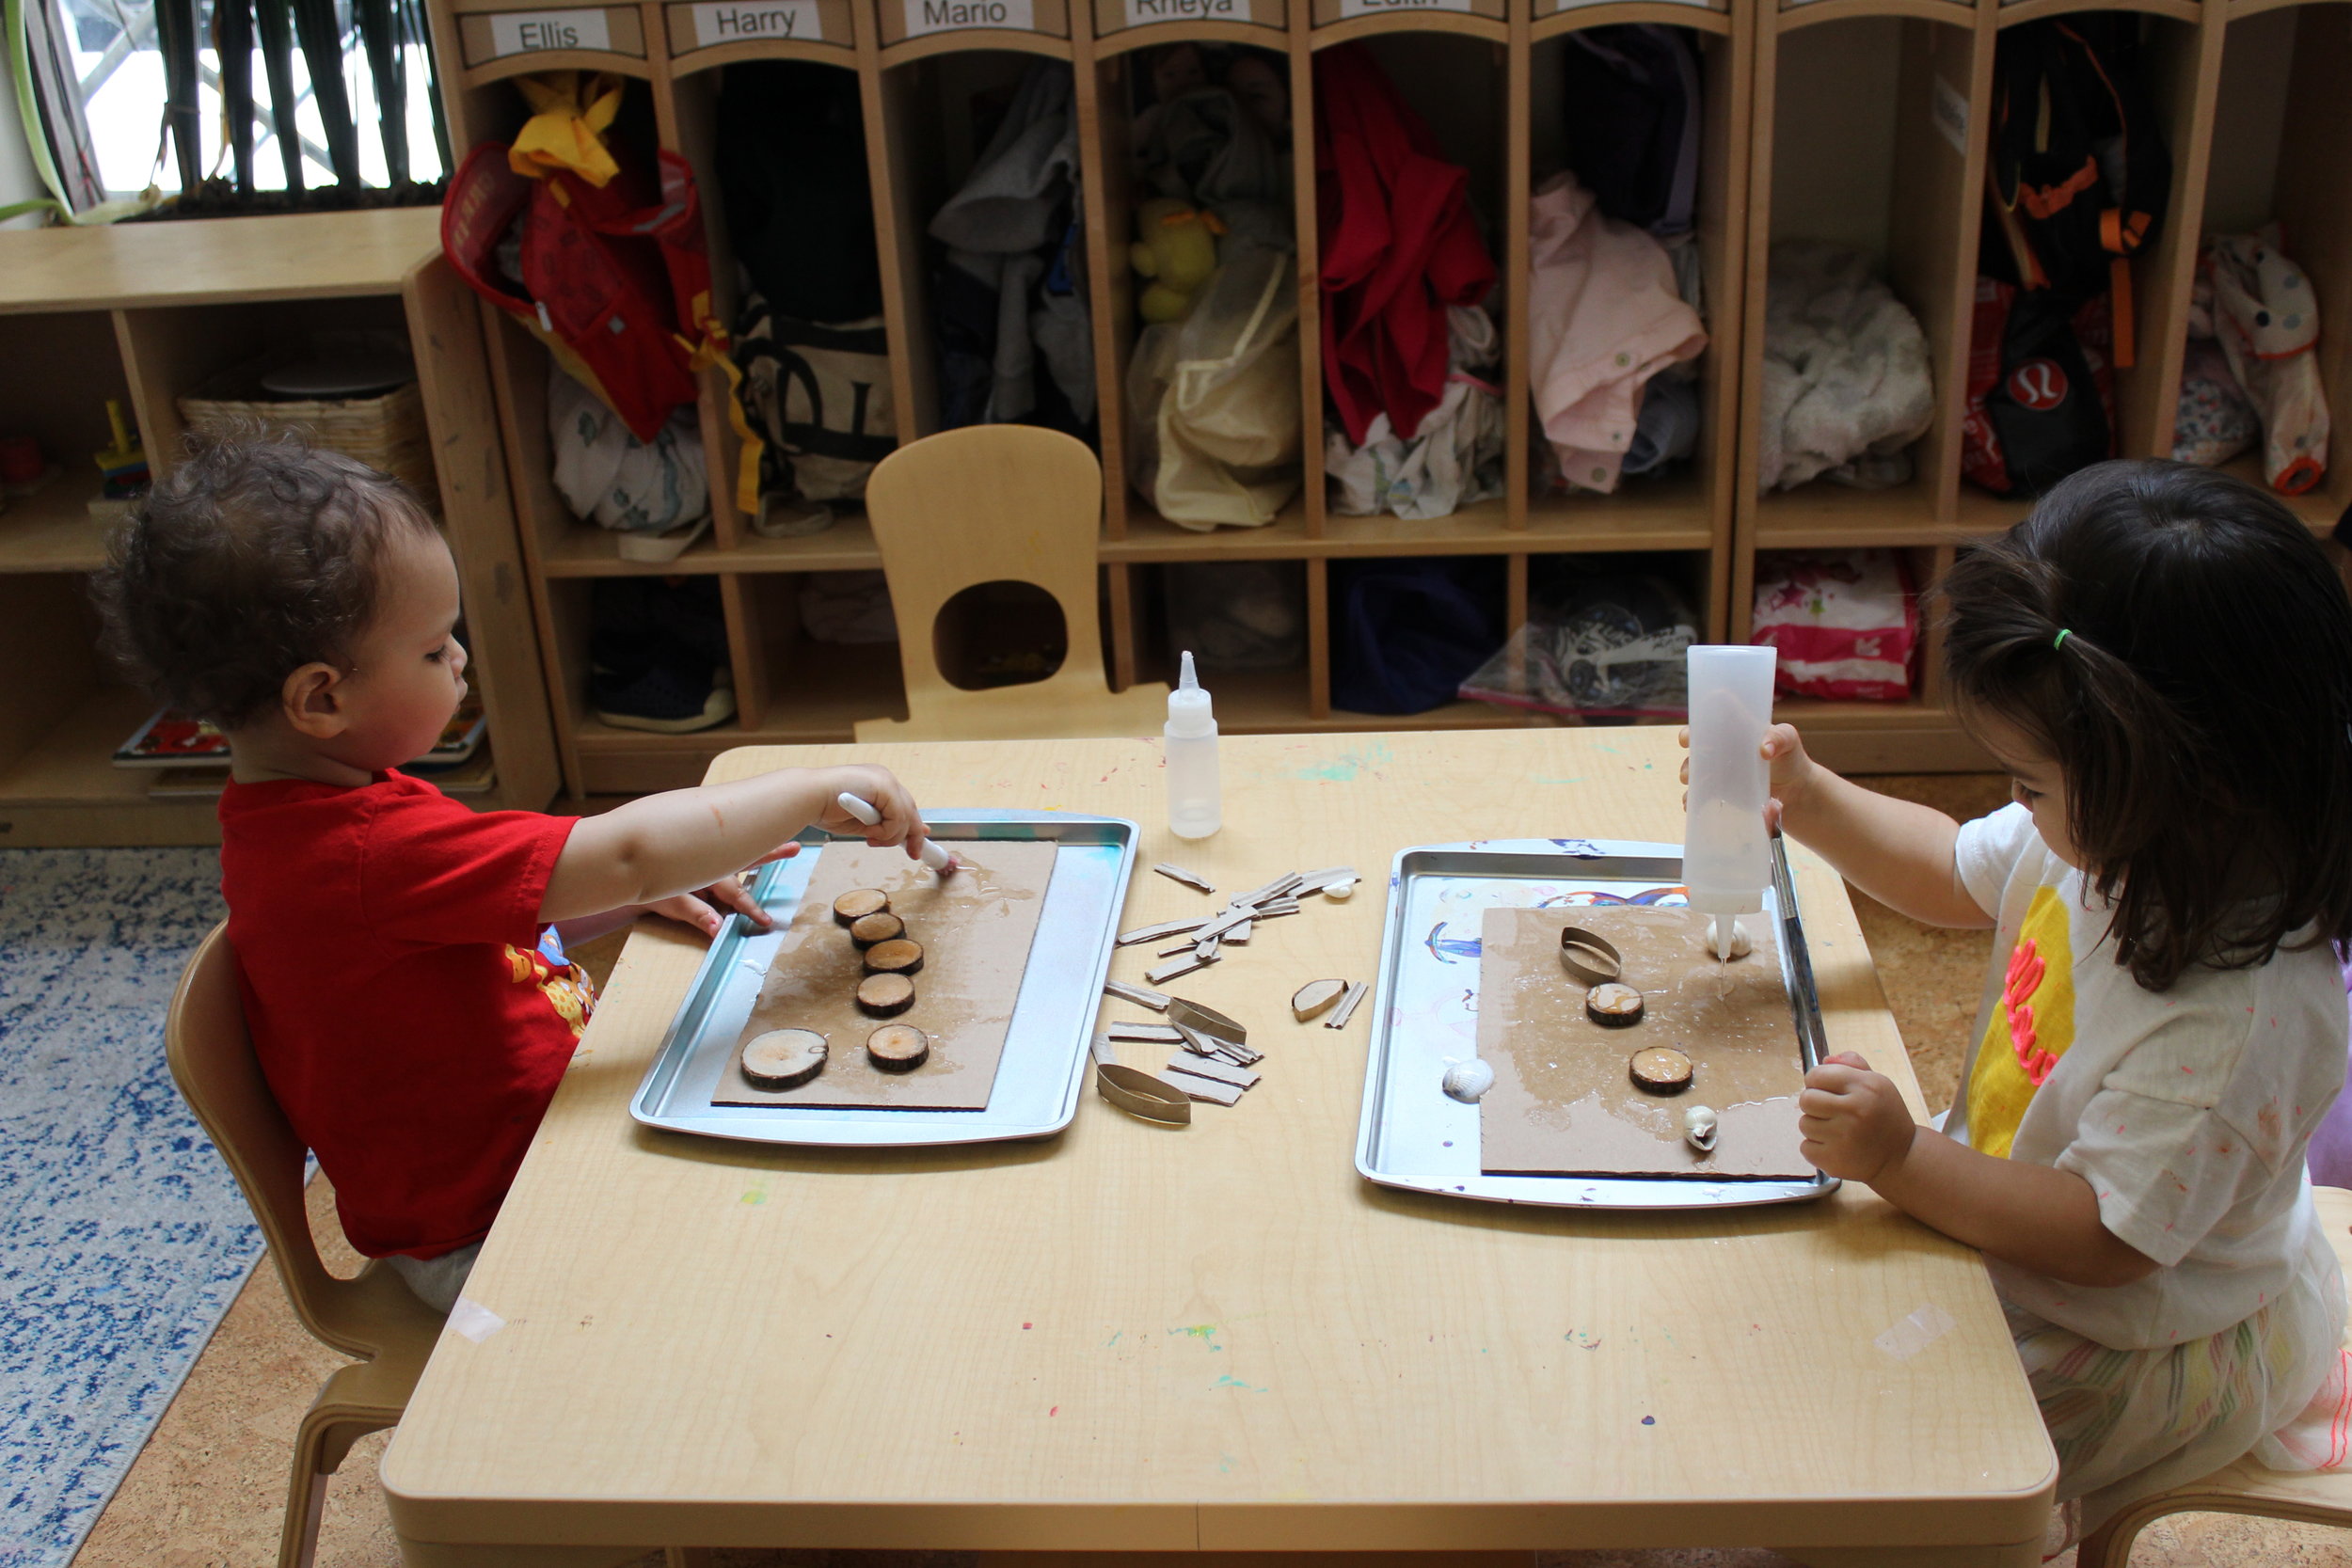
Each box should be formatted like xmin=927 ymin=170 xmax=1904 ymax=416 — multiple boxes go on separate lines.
xmin=1685 ymin=724 xmax=1994 ymax=929
xmin=1801 ymin=1052 xmax=2159 ymax=1289
xmin=538 ymin=765 xmax=923 ymax=926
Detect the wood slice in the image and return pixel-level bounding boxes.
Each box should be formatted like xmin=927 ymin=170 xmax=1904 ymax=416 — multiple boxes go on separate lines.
xmin=1629 ymin=1046 xmax=1694 ymax=1094
xmin=849 ymin=911 xmax=906 ymax=949
xmin=833 ymin=888 xmax=890 ymax=927
xmin=739 ymin=1028 xmax=828 ymax=1089
xmin=1292 ymin=978 xmax=1347 ymax=1022
xmin=1586 ymin=982 xmax=1646 ymax=1026
xmin=863 ymin=937 xmax=925 ymax=976
xmin=866 ymin=1023 xmax=930 ymax=1071
xmin=855 ymin=973 xmax=915 ymax=1017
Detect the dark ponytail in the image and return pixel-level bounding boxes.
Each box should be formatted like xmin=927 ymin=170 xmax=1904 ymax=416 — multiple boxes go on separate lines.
xmin=1942 ymin=459 xmax=2352 ymax=990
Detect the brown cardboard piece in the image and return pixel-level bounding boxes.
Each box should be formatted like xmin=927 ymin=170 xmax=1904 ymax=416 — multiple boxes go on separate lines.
xmin=713 ymin=841 xmax=1056 ymax=1111
xmin=1475 ymin=907 xmax=1811 ymax=1179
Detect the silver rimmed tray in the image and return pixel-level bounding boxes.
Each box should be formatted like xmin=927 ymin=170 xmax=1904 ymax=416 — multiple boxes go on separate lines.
xmin=1353 ymin=835 xmax=1838 ymax=1210
xmin=630 ymin=811 xmax=1138 ymax=1147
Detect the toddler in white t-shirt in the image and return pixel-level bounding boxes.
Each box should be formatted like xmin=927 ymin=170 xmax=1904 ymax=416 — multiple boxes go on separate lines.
xmin=1697 ymin=459 xmax=2352 ymax=1542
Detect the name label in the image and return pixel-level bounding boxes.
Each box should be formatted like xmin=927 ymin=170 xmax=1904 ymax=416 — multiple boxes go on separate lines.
xmin=486 ymin=7 xmax=611 ymax=54
xmin=904 ymin=0 xmax=1034 ymax=30
xmin=1336 ymin=0 xmax=1468 ymax=14
xmin=693 ymin=0 xmax=821 ymax=40
xmin=1124 ymin=0 xmax=1239 ymax=21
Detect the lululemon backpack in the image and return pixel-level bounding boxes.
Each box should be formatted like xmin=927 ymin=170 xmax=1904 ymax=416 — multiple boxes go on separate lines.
xmin=1980 ymin=16 xmax=2169 ymax=367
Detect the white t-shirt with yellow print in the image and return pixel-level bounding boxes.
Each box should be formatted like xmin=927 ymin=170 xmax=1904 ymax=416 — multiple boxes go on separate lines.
xmin=1947 ymin=803 xmax=2347 ymax=1352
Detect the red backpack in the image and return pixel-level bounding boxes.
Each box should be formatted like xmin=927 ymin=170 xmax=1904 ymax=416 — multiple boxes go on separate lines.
xmin=443 ymin=135 xmax=718 ymax=442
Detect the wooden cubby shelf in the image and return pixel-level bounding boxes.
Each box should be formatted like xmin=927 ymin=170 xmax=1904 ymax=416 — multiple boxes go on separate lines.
xmin=418 ymin=0 xmax=2352 ymax=795
xmin=0 ymin=210 xmax=563 ymax=845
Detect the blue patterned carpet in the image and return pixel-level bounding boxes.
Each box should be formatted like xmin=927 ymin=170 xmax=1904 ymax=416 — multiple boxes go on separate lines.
xmin=0 ymin=849 xmax=250 ymax=1568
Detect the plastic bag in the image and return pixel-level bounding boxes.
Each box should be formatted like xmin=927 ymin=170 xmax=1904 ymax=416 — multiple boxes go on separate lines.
xmin=1457 ymin=576 xmax=1695 ymax=721
xmin=1125 ymin=244 xmax=1303 ymax=530
xmin=1750 ymin=549 xmax=1916 ymax=702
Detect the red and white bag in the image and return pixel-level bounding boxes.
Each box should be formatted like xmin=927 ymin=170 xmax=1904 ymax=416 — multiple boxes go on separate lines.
xmin=1751 ymin=550 xmax=1917 ymax=702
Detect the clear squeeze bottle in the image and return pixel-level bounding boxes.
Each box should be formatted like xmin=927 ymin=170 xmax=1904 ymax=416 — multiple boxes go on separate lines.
xmin=1166 ymin=650 xmax=1222 ymax=840
xmin=1683 ymin=644 xmax=1778 ymax=942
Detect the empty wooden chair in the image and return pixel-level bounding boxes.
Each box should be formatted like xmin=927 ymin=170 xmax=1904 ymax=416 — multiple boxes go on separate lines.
xmin=165 ymin=924 xmax=445 ymax=1568
xmin=855 ymin=425 xmax=1169 ymax=742
xmin=2074 ymin=1184 xmax=2352 ymax=1566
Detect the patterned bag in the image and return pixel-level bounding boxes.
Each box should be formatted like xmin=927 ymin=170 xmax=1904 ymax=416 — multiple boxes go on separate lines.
xmin=733 ymin=290 xmax=896 ymax=533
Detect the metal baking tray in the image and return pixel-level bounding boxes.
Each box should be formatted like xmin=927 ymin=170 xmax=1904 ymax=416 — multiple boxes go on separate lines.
xmin=631 ymin=811 xmax=1138 ymax=1147
xmin=1353 ymin=835 xmax=1838 ymax=1210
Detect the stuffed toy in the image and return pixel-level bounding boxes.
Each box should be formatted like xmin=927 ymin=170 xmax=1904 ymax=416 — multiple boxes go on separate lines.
xmin=1131 ymin=198 xmax=1224 ymax=324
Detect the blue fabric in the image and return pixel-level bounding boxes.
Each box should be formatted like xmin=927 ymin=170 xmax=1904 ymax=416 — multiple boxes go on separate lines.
xmin=1331 ymin=558 xmax=1504 ymax=715
xmin=0 ymin=848 xmax=250 ymax=1568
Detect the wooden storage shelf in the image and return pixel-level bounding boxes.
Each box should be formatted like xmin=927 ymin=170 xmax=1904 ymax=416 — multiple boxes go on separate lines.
xmin=0 ymin=211 xmax=562 ymax=844
xmin=0 ymin=485 xmax=118 ymax=573
xmin=415 ymin=0 xmax=2352 ymax=784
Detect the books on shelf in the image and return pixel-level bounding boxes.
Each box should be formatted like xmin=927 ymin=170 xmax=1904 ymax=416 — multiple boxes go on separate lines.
xmin=116 ymin=694 xmax=489 ymax=769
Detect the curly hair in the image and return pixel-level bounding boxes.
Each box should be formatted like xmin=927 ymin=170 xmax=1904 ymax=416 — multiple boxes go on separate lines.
xmin=89 ymin=432 xmax=436 ymax=729
xmin=1942 ymin=458 xmax=2352 ymax=991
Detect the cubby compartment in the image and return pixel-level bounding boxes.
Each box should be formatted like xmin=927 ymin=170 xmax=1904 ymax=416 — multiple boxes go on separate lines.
xmin=1311 ymin=30 xmax=1512 ymax=532
xmin=1324 ymin=552 xmax=1511 ymax=722
xmin=1742 ymin=12 xmax=1981 ymax=554
xmin=1126 ymin=559 xmax=1317 ymax=729
xmin=1092 ymin=37 xmax=1307 ymax=545
xmin=873 ymin=48 xmax=1098 ymax=446
xmin=1764 ymin=542 xmax=1964 ymax=772
xmin=1450 ymin=549 xmax=1708 ymax=725
xmin=0 ymin=311 xmax=137 ymax=573
xmin=2178 ymin=0 xmax=2352 ymax=532
xmin=671 ymin=55 xmax=898 ymax=550
xmin=1522 ymin=16 xmax=1744 ymax=577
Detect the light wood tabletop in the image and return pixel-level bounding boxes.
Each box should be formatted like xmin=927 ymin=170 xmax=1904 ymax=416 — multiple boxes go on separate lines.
xmin=380 ymin=727 xmax=2053 ymax=1568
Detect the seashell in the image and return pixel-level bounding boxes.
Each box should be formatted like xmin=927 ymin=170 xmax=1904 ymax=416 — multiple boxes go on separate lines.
xmin=1683 ymin=1104 xmax=1719 ymax=1152
xmin=1442 ymin=1058 xmax=1495 ymax=1103
xmin=1708 ymin=915 xmax=1754 ymax=961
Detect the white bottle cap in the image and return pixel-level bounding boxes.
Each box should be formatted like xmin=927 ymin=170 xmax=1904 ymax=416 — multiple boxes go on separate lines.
xmin=1168 ymin=650 xmax=1216 ymax=737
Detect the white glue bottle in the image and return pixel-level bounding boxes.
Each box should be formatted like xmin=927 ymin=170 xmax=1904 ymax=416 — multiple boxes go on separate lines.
xmin=1683 ymin=644 xmax=1777 ymax=947
xmin=1165 ymin=650 xmax=1221 ymax=840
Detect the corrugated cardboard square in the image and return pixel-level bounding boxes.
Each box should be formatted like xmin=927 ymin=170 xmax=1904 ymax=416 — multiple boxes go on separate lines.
xmin=1475 ymin=906 xmax=1811 ymax=1179
xmin=713 ymin=841 xmax=1057 ymax=1111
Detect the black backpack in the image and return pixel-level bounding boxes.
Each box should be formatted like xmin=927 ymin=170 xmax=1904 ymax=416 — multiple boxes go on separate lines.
xmin=1981 ymin=18 xmax=2169 ymax=366
xmin=715 ymin=61 xmax=882 ymax=324
xmin=1560 ymin=25 xmax=1701 ymax=235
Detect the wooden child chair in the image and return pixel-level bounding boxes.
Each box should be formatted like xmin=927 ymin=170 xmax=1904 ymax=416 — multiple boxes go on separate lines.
xmin=165 ymin=924 xmax=447 ymax=1568
xmin=855 ymin=424 xmax=1169 ymax=741
xmin=2074 ymin=1184 xmax=2352 ymax=1566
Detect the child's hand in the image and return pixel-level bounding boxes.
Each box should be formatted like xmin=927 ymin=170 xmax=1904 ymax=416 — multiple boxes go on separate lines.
xmin=818 ymin=766 xmax=931 ymax=860
xmin=1677 ymin=722 xmax=1820 ymax=828
xmin=644 ymin=859 xmax=799 ymax=938
xmin=1797 ymin=1051 xmax=1917 ymax=1182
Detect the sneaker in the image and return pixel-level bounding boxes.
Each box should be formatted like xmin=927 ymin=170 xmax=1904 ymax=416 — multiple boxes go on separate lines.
xmin=591 ymin=658 xmax=737 ymax=734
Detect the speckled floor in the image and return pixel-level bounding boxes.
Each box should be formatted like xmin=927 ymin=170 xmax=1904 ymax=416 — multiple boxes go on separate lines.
xmin=65 ymin=777 xmax=2352 ymax=1568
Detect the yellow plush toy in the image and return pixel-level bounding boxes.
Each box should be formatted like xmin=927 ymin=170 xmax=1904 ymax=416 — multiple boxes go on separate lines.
xmin=1131 ymin=198 xmax=1226 ymax=325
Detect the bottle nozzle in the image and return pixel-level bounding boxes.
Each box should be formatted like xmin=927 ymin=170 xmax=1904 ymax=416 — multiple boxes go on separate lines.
xmin=1180 ymin=650 xmax=1200 ymax=691
xmin=1168 ymin=649 xmax=1214 ymax=736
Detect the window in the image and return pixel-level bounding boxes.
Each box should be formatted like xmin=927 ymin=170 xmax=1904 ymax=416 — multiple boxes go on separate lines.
xmin=22 ymin=0 xmax=445 ymax=207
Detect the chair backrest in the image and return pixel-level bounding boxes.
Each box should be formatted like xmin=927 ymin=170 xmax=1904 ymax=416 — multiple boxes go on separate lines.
xmin=857 ymin=424 xmax=1169 ymax=741
xmin=165 ymin=924 xmax=438 ymax=1358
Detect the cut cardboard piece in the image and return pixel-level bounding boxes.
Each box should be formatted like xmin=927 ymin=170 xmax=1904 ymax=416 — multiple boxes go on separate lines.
xmin=1475 ymin=907 xmax=1810 ymax=1179
xmin=714 ymin=841 xmax=1056 ymax=1111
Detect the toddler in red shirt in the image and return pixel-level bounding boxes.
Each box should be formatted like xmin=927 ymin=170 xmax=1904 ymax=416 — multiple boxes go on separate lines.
xmin=92 ymin=436 xmax=932 ymax=1311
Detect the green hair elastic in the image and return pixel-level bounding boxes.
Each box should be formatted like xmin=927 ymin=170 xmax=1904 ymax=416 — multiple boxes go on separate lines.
xmin=2053 ymin=628 xmax=2073 ymax=651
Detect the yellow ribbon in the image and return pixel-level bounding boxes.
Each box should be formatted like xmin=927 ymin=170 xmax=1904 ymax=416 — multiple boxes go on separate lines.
xmin=508 ymin=71 xmax=625 ymax=187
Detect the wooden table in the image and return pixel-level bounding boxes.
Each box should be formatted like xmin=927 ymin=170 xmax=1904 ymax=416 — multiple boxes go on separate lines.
xmin=381 ymin=727 xmax=2053 ymax=1568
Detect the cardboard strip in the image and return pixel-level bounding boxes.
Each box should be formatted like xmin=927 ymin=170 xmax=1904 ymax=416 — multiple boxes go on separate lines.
xmin=1096 ymin=1062 xmax=1191 ymax=1124
xmin=1165 ymin=1053 xmax=1259 ymax=1090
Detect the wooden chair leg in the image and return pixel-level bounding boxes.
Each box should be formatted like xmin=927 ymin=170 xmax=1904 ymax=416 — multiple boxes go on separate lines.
xmin=278 ymin=1432 xmax=331 ymax=1568
xmin=280 ymin=1412 xmax=395 ymax=1568
xmin=2074 ymin=1505 xmax=2154 ymax=1568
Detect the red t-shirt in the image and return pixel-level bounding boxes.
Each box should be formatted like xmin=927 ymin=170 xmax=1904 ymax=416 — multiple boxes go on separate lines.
xmin=219 ymin=770 xmax=591 ymax=1259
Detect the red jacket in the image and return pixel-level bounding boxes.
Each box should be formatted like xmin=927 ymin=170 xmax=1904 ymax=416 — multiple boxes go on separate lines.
xmin=1315 ymin=44 xmax=1498 ymax=448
